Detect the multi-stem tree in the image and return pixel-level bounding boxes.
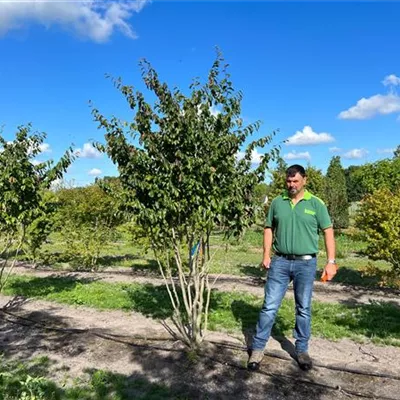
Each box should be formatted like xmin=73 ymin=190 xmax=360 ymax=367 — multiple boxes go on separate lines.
xmin=91 ymin=51 xmax=280 ymax=349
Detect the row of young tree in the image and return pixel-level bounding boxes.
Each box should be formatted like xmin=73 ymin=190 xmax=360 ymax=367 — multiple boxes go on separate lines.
xmin=1 ymin=51 xmax=399 ymax=349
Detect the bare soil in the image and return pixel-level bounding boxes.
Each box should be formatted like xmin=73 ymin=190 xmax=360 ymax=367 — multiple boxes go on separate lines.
xmin=1 ymin=264 xmax=400 ymax=399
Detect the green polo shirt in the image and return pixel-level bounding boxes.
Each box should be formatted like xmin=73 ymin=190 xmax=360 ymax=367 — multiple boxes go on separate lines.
xmin=265 ymin=190 xmax=332 ymax=255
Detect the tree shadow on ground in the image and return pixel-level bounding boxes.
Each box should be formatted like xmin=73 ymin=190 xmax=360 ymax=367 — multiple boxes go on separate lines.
xmin=0 ymin=300 xmax=92 ymax=361
xmin=122 ymin=283 xmax=174 ymax=319
xmin=322 ymin=266 xmax=381 ymax=288
xmin=128 ymin=258 xmax=160 ymax=275
xmin=4 ymin=275 xmax=98 ymax=298
xmin=0 ymin=296 xmax=333 ymax=399
xmin=0 ymin=344 xmax=331 ymax=400
xmin=239 ymin=264 xmax=266 ymax=279
xmin=123 ymin=339 xmax=329 ymax=399
xmin=112 ymin=283 xmax=302 ymax=363
xmin=0 ymin=349 xmax=190 ymax=400
xmin=230 ymin=299 xmax=297 ymax=359
xmin=96 ymin=253 xmax=142 ymax=267
xmin=334 ymin=299 xmax=400 ymax=344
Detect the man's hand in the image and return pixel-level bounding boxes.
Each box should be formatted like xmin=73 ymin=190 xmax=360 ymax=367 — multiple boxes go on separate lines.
xmin=261 ymin=255 xmax=271 ymax=269
xmin=321 ymin=263 xmax=338 ymax=282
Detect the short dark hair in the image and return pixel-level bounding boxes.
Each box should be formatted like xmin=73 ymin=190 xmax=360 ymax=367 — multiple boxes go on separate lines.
xmin=286 ymin=164 xmax=306 ymax=178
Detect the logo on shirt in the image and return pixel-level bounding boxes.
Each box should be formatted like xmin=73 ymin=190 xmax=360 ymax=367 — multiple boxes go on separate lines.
xmin=304 ymin=209 xmax=316 ymax=215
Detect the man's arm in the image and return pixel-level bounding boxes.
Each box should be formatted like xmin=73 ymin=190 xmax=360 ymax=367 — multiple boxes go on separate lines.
xmin=321 ymin=227 xmax=337 ymax=281
xmin=261 ymin=227 xmax=273 ymax=269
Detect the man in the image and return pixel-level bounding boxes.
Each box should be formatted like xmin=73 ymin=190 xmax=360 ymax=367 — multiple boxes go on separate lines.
xmin=248 ymin=164 xmax=337 ymax=372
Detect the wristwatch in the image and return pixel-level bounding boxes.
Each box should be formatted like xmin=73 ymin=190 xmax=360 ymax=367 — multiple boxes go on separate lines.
xmin=327 ymin=259 xmax=336 ymax=264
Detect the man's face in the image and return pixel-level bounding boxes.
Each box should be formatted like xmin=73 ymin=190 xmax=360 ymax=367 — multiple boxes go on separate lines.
xmin=286 ymin=173 xmax=306 ymax=196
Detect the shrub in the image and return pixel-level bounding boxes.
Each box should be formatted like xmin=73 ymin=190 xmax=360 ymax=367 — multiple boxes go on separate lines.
xmin=355 ymin=188 xmax=400 ymax=274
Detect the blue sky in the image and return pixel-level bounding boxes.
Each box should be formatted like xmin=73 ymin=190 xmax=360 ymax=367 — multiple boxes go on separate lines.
xmin=1 ymin=0 xmax=399 ymax=186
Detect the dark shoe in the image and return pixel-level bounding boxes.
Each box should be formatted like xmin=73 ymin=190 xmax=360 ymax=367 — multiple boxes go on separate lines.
xmin=297 ymin=352 xmax=313 ymax=371
xmin=247 ymin=349 xmax=264 ymax=371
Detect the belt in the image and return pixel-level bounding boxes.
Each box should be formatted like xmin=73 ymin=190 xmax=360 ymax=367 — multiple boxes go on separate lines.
xmin=275 ymin=253 xmax=316 ymax=260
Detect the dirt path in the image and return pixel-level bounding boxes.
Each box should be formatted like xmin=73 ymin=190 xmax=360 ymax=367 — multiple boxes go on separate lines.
xmin=1 ymin=294 xmax=400 ymax=400
xmin=2 ymin=264 xmax=400 ymax=398
xmin=9 ymin=263 xmax=400 ymax=306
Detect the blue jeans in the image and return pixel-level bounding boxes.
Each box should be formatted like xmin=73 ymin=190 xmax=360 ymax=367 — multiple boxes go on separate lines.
xmin=251 ymin=255 xmax=317 ymax=354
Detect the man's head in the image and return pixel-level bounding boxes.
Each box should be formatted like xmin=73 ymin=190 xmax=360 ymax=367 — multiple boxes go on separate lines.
xmin=286 ymin=164 xmax=307 ymax=197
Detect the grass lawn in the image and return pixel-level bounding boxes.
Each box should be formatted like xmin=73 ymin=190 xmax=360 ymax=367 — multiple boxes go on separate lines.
xmin=19 ymin=228 xmax=391 ymax=288
xmin=4 ymin=274 xmax=400 ymax=347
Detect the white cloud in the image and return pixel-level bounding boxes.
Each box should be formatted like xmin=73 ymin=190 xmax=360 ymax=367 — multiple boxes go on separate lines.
xmin=210 ymin=105 xmax=221 ymax=117
xmin=329 ymin=146 xmax=342 ymax=153
xmin=236 ymin=149 xmax=264 ymax=165
xmin=31 ymin=159 xmax=42 ymax=166
xmin=382 ymin=74 xmax=400 ymax=87
xmin=88 ymin=168 xmax=102 ymax=176
xmin=50 ymin=178 xmax=63 ymax=191
xmin=283 ymin=151 xmax=311 ymax=161
xmin=39 ymin=143 xmax=51 ymax=153
xmin=75 ymin=143 xmax=102 ymax=159
xmin=377 ymin=148 xmax=395 ymax=154
xmin=339 ymin=74 xmax=400 ymax=120
xmin=286 ymin=126 xmax=334 ymax=146
xmin=195 ymin=104 xmax=221 ymax=117
xmin=338 ymin=93 xmax=400 ymax=120
xmin=0 ymin=0 xmax=149 ymax=43
xmin=343 ymin=148 xmax=369 ymax=159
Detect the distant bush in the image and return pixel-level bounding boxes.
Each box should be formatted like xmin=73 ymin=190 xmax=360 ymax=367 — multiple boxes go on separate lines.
xmin=54 ymin=184 xmax=123 ymax=270
xmin=355 ymin=188 xmax=400 ymax=275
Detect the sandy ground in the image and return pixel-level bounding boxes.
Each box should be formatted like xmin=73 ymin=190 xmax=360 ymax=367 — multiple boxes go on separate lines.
xmin=1 ymin=265 xmax=400 ymax=399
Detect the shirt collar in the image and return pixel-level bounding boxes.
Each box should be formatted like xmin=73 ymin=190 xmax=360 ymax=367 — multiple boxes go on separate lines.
xmin=282 ymin=189 xmax=312 ymax=201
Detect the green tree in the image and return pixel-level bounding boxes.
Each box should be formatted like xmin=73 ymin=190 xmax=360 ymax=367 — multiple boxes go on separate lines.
xmin=354 ymin=158 xmax=400 ymax=195
xmin=394 ymin=145 xmax=400 ymax=159
xmin=266 ymin=157 xmax=287 ymax=200
xmin=0 ymin=124 xmax=73 ymax=290
xmin=305 ymin=164 xmax=326 ymax=202
xmin=23 ymin=189 xmax=59 ymax=266
xmin=355 ymin=188 xmax=400 ymax=274
xmin=54 ymin=184 xmax=123 ymax=270
xmin=325 ymin=156 xmax=349 ymax=229
xmin=344 ymin=165 xmax=367 ymax=203
xmin=254 ymin=182 xmax=269 ymax=204
xmin=91 ymin=51 xmax=280 ymax=349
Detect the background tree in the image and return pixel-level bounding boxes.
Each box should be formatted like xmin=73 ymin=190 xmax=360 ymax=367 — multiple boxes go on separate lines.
xmin=266 ymin=157 xmax=287 ymax=200
xmin=344 ymin=165 xmax=366 ymax=203
xmin=305 ymin=164 xmax=326 ymax=202
xmin=394 ymin=145 xmax=400 ymax=159
xmin=0 ymin=124 xmax=73 ymax=291
xmin=254 ymin=182 xmax=269 ymax=204
xmin=355 ymin=188 xmax=400 ymax=274
xmin=354 ymin=158 xmax=400 ymax=195
xmin=325 ymin=156 xmax=349 ymax=229
xmin=22 ymin=189 xmax=59 ymax=267
xmin=54 ymin=183 xmax=123 ymax=270
xmin=91 ymin=51 xmax=280 ymax=349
